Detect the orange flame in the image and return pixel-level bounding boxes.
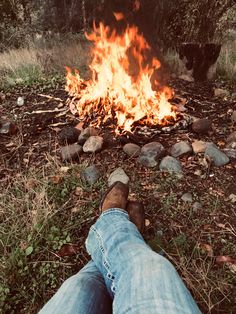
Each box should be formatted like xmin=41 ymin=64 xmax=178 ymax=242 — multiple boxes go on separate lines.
xmin=66 ymin=22 xmax=176 ymax=132
xmin=113 ymin=12 xmax=125 ymax=21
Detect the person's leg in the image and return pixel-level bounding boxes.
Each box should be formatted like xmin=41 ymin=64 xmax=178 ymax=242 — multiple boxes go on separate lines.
xmin=86 ymin=209 xmax=201 ymax=314
xmin=39 ymin=260 xmax=112 ymax=314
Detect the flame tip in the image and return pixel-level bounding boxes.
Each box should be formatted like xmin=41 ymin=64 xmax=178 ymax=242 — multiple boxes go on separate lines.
xmin=65 ymin=21 xmax=176 ymax=131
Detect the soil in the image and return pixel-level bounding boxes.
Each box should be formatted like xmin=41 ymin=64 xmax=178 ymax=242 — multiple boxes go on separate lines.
xmin=1 ymin=78 xmax=236 ymax=313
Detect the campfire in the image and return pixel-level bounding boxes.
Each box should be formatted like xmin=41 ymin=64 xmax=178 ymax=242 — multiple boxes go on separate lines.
xmin=65 ymin=19 xmax=178 ymax=135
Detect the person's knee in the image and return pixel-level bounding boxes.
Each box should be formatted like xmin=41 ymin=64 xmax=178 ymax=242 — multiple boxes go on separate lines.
xmin=131 ymin=251 xmax=177 ymax=278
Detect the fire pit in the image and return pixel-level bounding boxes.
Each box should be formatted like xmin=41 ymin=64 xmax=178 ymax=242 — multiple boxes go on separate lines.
xmin=65 ymin=20 xmax=178 ymax=137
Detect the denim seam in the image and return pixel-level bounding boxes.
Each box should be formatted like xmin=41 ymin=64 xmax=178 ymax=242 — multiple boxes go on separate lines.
xmin=91 ymin=226 xmax=116 ymax=292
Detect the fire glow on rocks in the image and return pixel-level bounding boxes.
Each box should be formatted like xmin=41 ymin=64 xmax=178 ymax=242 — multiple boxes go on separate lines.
xmin=66 ymin=18 xmax=176 ymax=132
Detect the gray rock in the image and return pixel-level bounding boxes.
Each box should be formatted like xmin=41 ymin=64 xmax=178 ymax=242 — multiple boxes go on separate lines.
xmin=138 ymin=142 xmax=165 ymax=168
xmin=170 ymin=141 xmax=192 ymax=157
xmin=78 ymin=127 xmax=98 ymax=144
xmin=58 ymin=127 xmax=80 ymax=144
xmin=181 ymin=192 xmax=193 ymax=203
xmin=82 ymin=165 xmax=100 ymax=185
xmin=205 ymin=143 xmax=230 ymax=166
xmin=0 ymin=122 xmax=18 ymax=135
xmin=159 ymin=156 xmax=183 ymax=173
xmin=193 ymin=202 xmax=203 ymax=210
xmin=192 ymin=140 xmax=207 ymax=154
xmin=214 ymin=88 xmax=230 ymax=98
xmin=123 ymin=143 xmax=141 ymax=157
xmin=108 ymin=168 xmax=130 ymax=187
xmin=231 ymin=111 xmax=236 ymax=123
xmin=223 ymin=148 xmax=236 ymax=159
xmin=192 ymin=118 xmax=212 ymax=134
xmin=226 ymin=131 xmax=236 ymax=149
xmin=61 ymin=143 xmax=82 ymax=161
xmin=83 ymin=136 xmax=103 ymax=153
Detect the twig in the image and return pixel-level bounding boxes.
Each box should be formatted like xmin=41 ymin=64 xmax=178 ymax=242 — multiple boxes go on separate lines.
xmin=37 ymin=93 xmax=64 ymax=102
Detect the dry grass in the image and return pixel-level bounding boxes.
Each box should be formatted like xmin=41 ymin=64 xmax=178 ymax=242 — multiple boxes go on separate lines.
xmin=217 ymin=39 xmax=236 ymax=81
xmin=0 ymin=32 xmax=235 ymax=89
xmin=0 ymin=48 xmax=40 ymax=71
xmin=0 ymin=155 xmax=98 ymax=313
xmin=0 ymin=37 xmax=90 ymax=88
xmin=164 ymin=40 xmax=236 ymax=82
xmin=163 ymin=48 xmax=186 ymax=76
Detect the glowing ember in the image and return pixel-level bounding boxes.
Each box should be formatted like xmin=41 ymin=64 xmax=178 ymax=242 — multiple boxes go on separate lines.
xmin=66 ymin=21 xmax=176 ymax=132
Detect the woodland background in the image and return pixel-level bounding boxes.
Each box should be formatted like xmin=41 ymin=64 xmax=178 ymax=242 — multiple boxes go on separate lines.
xmin=0 ymin=0 xmax=235 ymax=87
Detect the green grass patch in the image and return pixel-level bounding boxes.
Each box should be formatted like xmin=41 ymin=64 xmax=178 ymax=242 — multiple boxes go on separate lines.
xmin=0 ymin=162 xmax=99 ymax=312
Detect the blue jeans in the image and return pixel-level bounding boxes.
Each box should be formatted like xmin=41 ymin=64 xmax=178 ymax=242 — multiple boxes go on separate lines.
xmin=40 ymin=209 xmax=201 ymax=313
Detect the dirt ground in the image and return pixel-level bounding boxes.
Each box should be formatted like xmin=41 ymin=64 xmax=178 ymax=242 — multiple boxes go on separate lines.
xmin=0 ymin=78 xmax=235 ymax=313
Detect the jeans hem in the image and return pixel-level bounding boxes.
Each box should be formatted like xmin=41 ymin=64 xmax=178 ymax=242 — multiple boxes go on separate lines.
xmin=100 ymin=208 xmax=129 ymax=218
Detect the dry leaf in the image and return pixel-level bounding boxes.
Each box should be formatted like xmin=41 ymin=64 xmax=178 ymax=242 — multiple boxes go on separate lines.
xmin=198 ymin=243 xmax=214 ymax=257
xmin=57 ymin=244 xmax=79 ymax=257
xmin=75 ymin=122 xmax=84 ymax=130
xmin=229 ymin=194 xmax=236 ymax=203
xmin=60 ymin=166 xmax=70 ymax=173
xmin=216 ymin=223 xmax=226 ymax=229
xmin=50 ymin=175 xmax=63 ymax=184
xmin=228 ymin=263 xmax=236 ymax=273
xmin=75 ymin=186 xmax=83 ymax=196
xmin=25 ymin=178 xmax=38 ymax=190
xmin=216 ymin=255 xmax=236 ymax=265
xmin=217 ymin=140 xmax=225 ymax=147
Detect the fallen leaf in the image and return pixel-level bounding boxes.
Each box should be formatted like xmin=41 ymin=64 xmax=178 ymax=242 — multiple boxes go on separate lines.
xmin=20 ymin=241 xmax=28 ymax=250
xmin=198 ymin=243 xmax=214 ymax=257
xmin=75 ymin=186 xmax=83 ymax=196
xmin=194 ymin=169 xmax=202 ymax=176
xmin=216 ymin=255 xmax=236 ymax=265
xmin=75 ymin=122 xmax=84 ymax=130
xmin=25 ymin=246 xmax=34 ymax=256
xmin=217 ymin=140 xmax=225 ymax=147
xmin=229 ymin=194 xmax=236 ymax=203
xmin=60 ymin=166 xmax=70 ymax=173
xmin=216 ymin=223 xmax=226 ymax=229
xmin=228 ymin=263 xmax=236 ymax=273
xmin=25 ymin=178 xmax=38 ymax=190
xmin=57 ymin=244 xmax=79 ymax=257
xmin=52 ymin=127 xmax=61 ymax=133
xmin=50 ymin=175 xmax=63 ymax=184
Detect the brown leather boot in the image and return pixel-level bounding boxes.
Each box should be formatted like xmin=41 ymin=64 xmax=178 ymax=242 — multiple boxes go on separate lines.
xmin=100 ymin=181 xmax=129 ymax=212
xmin=126 ymin=201 xmax=145 ymax=233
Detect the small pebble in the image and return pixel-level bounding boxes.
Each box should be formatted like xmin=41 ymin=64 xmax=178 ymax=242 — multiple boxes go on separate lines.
xmin=123 ymin=143 xmax=141 ymax=157
xmin=81 ymin=165 xmax=100 ymax=185
xmin=181 ymin=192 xmax=193 ymax=203
xmin=83 ymin=136 xmax=103 ymax=153
xmin=61 ymin=143 xmax=82 ymax=161
xmin=78 ymin=127 xmax=98 ymax=144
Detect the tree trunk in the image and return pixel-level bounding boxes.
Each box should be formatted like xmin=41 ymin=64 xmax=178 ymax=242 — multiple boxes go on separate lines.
xmin=82 ymin=0 xmax=87 ymax=31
